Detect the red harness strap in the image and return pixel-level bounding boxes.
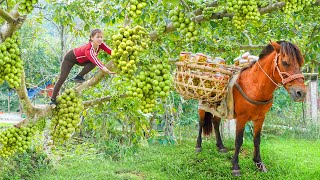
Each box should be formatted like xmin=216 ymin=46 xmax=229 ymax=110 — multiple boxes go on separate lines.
xmin=271 ymin=53 xmax=304 ymax=86
xmin=275 ymin=65 xmax=304 ymax=84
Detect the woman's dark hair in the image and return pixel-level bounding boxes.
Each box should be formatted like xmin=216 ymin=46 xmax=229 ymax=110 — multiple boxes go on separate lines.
xmin=89 ymin=29 xmax=103 ymax=42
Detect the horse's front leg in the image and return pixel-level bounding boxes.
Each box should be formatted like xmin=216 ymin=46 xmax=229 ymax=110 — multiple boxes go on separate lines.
xmin=253 ymin=117 xmax=268 ymax=172
xmin=231 ymin=118 xmax=246 ymax=176
xmin=195 ymin=109 xmax=205 ymax=152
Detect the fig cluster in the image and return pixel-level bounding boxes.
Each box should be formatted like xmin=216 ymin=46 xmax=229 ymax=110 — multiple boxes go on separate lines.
xmin=0 ymin=125 xmax=36 ymax=158
xmin=282 ymin=0 xmax=314 ymax=13
xmin=111 ymin=25 xmax=150 ymax=78
xmin=226 ymin=0 xmax=260 ymax=29
xmin=51 ymin=89 xmax=84 ymax=144
xmin=169 ymin=6 xmax=199 ymax=42
xmin=127 ymin=0 xmax=147 ymax=19
xmin=126 ymin=58 xmax=172 ymax=113
xmin=19 ymin=0 xmax=38 ymax=14
xmin=0 ymin=33 xmax=22 ymax=89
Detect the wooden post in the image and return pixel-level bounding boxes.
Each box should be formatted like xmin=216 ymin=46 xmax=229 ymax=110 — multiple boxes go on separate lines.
xmin=310 ymin=76 xmax=318 ymax=123
xmin=305 ymin=73 xmax=319 ymax=124
xmin=222 ymin=119 xmax=236 ymax=139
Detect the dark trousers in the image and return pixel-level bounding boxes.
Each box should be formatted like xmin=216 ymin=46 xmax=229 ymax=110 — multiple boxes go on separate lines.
xmin=51 ymin=50 xmax=95 ymax=100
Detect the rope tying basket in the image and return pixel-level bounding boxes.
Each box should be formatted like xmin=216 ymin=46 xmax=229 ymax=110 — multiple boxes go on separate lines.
xmin=174 ymin=61 xmax=234 ymax=103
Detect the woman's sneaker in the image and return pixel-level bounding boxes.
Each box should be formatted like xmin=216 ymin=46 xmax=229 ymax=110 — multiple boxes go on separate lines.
xmin=73 ymin=76 xmax=86 ymax=83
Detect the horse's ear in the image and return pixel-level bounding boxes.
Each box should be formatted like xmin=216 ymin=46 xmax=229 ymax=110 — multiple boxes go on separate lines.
xmin=270 ymin=41 xmax=281 ymax=53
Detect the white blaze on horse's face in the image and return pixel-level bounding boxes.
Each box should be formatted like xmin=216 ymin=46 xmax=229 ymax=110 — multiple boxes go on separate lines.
xmin=278 ymin=48 xmax=306 ymax=102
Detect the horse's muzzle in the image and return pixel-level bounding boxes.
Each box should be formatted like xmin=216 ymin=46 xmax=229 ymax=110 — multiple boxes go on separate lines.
xmin=290 ymin=87 xmax=306 ymax=102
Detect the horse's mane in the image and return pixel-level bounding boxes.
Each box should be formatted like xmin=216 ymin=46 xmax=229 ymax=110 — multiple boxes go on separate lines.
xmin=258 ymin=44 xmax=274 ymax=60
xmin=240 ymin=41 xmax=304 ymax=73
xmin=258 ymin=41 xmax=304 ymax=66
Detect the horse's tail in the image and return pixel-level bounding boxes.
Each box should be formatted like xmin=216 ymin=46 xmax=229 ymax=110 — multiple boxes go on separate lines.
xmin=202 ymin=111 xmax=213 ymax=136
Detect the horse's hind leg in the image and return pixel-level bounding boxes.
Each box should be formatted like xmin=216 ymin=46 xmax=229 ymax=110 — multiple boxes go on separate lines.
xmin=212 ymin=116 xmax=227 ymax=153
xmin=253 ymin=118 xmax=268 ymax=172
xmin=195 ymin=109 xmax=205 ymax=152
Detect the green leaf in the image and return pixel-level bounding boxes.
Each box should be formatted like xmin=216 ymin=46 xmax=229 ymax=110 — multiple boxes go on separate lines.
xmin=84 ymin=24 xmax=90 ymax=31
xmin=101 ymin=16 xmax=109 ymax=23
xmin=209 ymin=21 xmax=218 ymax=29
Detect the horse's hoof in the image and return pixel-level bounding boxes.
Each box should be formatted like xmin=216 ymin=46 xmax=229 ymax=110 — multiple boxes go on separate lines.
xmin=232 ymin=170 xmax=241 ymax=176
xmin=218 ymin=148 xmax=228 ymax=153
xmin=195 ymin=148 xmax=202 ymax=153
xmin=255 ymin=162 xmax=268 ymax=172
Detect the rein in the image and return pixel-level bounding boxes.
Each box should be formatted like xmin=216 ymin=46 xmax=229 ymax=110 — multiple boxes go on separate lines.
xmin=272 ymin=53 xmax=304 ymax=84
xmin=257 ymin=57 xmax=282 ymax=88
xmin=234 ymin=82 xmax=273 ymax=105
xmin=236 ymin=52 xmax=304 ymax=105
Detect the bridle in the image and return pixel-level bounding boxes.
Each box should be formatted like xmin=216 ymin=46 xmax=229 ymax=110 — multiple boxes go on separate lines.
xmin=257 ymin=53 xmax=304 ymax=87
xmin=235 ymin=52 xmax=304 ymax=105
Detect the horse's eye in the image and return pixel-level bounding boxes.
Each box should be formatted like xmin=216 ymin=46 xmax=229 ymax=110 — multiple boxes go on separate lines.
xmin=282 ymin=61 xmax=289 ymax=67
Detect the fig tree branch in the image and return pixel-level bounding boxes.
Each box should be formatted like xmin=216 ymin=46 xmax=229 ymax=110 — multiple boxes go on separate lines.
xmin=0 ymin=8 xmax=15 ymax=22
xmin=180 ymin=0 xmax=190 ymax=12
xmin=210 ymin=44 xmax=265 ymax=52
xmin=83 ymin=94 xmax=127 ymax=109
xmin=193 ymin=0 xmax=218 ymax=16
xmin=15 ymin=69 xmax=37 ymax=117
xmin=14 ymin=69 xmax=54 ymax=128
xmin=75 ymin=61 xmax=115 ymax=93
xmin=157 ymin=1 xmax=320 ymax=39
xmin=192 ymin=2 xmax=286 ymax=23
xmin=0 ymin=4 xmax=27 ymax=40
xmin=259 ymin=2 xmax=286 ymax=14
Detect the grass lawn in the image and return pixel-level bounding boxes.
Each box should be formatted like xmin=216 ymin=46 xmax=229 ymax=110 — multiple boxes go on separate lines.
xmin=31 ymin=136 xmax=320 ymax=180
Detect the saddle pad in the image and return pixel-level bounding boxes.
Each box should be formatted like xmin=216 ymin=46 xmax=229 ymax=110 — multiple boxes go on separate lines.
xmin=198 ymin=73 xmax=239 ymax=120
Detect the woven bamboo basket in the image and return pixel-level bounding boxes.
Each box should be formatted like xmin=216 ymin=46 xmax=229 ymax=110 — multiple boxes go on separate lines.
xmin=174 ymin=61 xmax=234 ymax=103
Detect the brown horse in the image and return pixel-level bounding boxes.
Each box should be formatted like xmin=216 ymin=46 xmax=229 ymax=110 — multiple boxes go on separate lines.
xmin=196 ymin=41 xmax=306 ymax=176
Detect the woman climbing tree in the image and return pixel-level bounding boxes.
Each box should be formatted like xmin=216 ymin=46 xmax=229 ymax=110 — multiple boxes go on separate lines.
xmin=50 ymin=28 xmax=116 ymax=105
